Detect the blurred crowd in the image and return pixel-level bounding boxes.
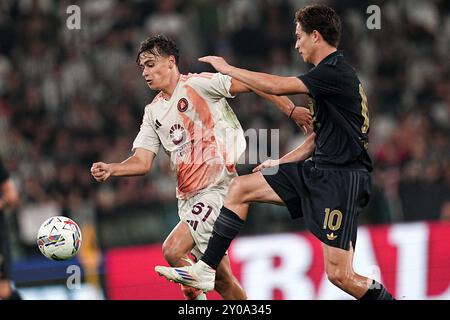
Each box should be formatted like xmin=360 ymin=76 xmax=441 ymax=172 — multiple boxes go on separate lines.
xmin=0 ymin=0 xmax=449 ymax=252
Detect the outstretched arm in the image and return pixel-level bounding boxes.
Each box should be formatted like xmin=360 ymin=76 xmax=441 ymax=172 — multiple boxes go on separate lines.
xmin=202 ymin=56 xmax=309 ymax=96
xmin=253 ymin=133 xmax=316 ymax=172
xmin=229 ymin=79 xmax=312 ymax=132
xmin=91 ymin=148 xmax=156 ymax=182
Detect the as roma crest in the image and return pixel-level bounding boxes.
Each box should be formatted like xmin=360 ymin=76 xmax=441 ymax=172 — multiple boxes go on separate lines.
xmin=177 ymin=98 xmax=189 ymax=112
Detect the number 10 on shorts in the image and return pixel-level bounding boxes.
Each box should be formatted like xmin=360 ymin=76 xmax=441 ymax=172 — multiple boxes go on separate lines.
xmin=322 ymin=208 xmax=343 ymax=231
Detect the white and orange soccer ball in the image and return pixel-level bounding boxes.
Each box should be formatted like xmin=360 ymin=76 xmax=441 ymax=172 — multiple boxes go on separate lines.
xmin=37 ymin=216 xmax=82 ymax=260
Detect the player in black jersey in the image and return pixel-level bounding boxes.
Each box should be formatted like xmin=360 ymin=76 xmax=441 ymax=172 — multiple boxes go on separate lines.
xmin=0 ymin=158 xmax=21 ymax=300
xmin=156 ymin=4 xmax=394 ymax=300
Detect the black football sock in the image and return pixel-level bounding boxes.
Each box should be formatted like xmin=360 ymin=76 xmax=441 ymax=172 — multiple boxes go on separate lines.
xmin=359 ymin=280 xmax=395 ymax=300
xmin=201 ymin=207 xmax=245 ymax=270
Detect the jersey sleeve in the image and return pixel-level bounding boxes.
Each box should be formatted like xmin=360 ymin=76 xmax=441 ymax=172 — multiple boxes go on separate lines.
xmin=189 ymin=72 xmax=235 ymax=99
xmin=132 ymin=106 xmax=160 ymax=155
xmin=298 ymin=64 xmax=342 ymax=98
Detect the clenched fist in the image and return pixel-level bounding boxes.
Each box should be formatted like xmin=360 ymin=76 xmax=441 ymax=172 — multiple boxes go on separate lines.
xmin=91 ymin=162 xmax=112 ymax=182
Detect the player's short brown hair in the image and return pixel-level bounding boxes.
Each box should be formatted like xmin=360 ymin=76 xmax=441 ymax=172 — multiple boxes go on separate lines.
xmin=136 ymin=35 xmax=180 ymax=65
xmin=295 ymin=4 xmax=342 ymax=47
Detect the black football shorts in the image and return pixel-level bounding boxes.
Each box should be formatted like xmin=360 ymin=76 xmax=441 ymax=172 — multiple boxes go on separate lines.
xmin=262 ymin=160 xmax=371 ymax=250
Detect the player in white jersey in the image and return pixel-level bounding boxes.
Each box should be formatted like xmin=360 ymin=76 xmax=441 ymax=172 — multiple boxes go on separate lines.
xmin=91 ymin=35 xmax=312 ymax=300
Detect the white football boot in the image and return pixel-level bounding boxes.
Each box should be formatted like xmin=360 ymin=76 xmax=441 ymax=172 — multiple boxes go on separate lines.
xmin=155 ymin=260 xmax=216 ymax=293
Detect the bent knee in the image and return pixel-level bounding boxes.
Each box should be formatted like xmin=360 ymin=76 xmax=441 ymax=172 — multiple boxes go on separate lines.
xmin=162 ymin=241 xmax=184 ymax=266
xmin=326 ymin=268 xmax=352 ymax=288
xmin=228 ymin=177 xmax=252 ymax=202
xmin=228 ymin=177 xmax=245 ymax=193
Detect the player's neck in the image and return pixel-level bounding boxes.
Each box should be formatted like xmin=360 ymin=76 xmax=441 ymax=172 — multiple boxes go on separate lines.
xmin=312 ymin=46 xmax=338 ymax=66
xmin=161 ymin=71 xmax=181 ymax=101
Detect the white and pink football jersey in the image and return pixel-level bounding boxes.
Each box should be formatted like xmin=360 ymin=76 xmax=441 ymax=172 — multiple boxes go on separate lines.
xmin=132 ymin=72 xmax=246 ymax=199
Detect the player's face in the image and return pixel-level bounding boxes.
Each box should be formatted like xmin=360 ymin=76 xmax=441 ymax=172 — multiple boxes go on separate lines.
xmin=295 ymin=23 xmax=315 ymax=64
xmin=139 ymin=51 xmax=172 ymax=91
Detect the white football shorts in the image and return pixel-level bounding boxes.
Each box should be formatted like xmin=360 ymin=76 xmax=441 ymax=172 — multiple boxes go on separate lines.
xmin=178 ymin=186 xmax=228 ymax=260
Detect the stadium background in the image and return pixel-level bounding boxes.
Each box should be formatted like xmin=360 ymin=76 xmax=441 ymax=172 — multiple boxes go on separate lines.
xmin=0 ymin=0 xmax=449 ymax=299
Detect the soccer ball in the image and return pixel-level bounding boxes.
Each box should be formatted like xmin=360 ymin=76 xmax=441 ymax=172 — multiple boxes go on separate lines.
xmin=37 ymin=216 xmax=82 ymax=261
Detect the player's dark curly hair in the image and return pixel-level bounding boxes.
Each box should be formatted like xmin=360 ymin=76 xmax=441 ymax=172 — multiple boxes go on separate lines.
xmin=295 ymin=4 xmax=342 ymax=47
xmin=136 ymin=35 xmax=180 ymax=65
